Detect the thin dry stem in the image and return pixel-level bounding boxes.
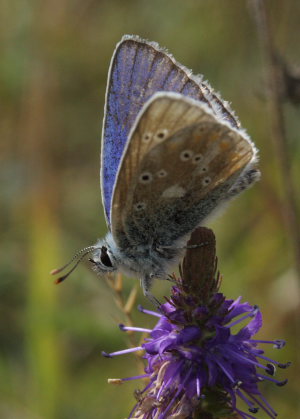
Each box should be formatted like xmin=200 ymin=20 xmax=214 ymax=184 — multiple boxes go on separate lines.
xmin=106 ymin=274 xmax=145 ymax=373
xmin=250 ymin=2 xmax=300 ymax=417
xmin=251 ymin=0 xmax=300 ymax=280
xmin=125 ymin=285 xmax=139 ymax=314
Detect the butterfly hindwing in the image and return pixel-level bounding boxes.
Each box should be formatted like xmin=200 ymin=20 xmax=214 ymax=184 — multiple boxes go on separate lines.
xmin=101 ymin=35 xmax=239 ymax=225
xmin=111 ymin=93 xmax=255 ymax=248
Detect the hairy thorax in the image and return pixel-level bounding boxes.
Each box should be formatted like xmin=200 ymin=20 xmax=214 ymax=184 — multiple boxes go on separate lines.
xmin=92 ymin=232 xmax=183 ymax=280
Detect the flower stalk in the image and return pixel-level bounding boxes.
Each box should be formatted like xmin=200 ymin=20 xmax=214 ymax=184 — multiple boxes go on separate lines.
xmin=104 ymin=227 xmax=289 ymax=418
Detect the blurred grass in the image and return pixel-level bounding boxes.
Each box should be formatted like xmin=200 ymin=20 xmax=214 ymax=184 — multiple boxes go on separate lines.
xmin=1 ymin=0 xmax=299 ymax=417
xmin=26 ymin=205 xmax=61 ymax=419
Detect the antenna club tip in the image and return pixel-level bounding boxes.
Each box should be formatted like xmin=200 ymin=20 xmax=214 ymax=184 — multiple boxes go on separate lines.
xmin=50 ymin=268 xmax=60 ymax=275
xmin=54 ymin=277 xmax=64 ymax=285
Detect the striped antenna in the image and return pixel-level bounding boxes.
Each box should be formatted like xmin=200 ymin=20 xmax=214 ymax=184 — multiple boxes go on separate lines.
xmin=50 ymin=246 xmax=96 ymax=284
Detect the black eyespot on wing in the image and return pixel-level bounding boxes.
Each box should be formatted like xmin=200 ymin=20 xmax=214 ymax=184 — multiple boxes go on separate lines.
xmin=100 ymin=246 xmax=113 ymax=267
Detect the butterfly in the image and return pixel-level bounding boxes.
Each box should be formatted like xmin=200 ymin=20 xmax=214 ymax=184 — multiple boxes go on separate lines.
xmin=52 ymin=35 xmax=259 ymax=305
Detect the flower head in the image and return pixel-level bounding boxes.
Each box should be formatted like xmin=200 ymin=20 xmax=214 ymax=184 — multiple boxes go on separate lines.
xmin=103 ymin=228 xmax=289 ymax=418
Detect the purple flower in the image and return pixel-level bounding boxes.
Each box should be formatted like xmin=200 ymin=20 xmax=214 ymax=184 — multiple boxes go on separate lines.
xmin=103 ymin=288 xmax=289 ymax=419
xmin=102 ymin=228 xmax=289 ymax=418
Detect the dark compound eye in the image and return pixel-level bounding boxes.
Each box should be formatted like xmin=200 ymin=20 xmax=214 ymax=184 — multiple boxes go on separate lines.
xmin=100 ymin=246 xmax=113 ymax=267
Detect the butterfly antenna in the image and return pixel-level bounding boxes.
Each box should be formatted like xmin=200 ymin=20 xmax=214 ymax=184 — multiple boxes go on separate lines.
xmin=50 ymin=246 xmax=96 ymax=284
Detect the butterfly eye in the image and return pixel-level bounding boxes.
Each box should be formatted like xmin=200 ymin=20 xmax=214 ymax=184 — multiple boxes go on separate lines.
xmin=134 ymin=202 xmax=146 ymax=211
xmin=157 ymin=169 xmax=167 ymax=178
xmin=142 ymin=132 xmax=152 ymax=143
xmin=100 ymin=246 xmax=113 ymax=267
xmin=154 ymin=129 xmax=168 ymax=142
xmin=139 ymin=172 xmax=153 ymax=184
xmin=180 ymin=150 xmax=194 ymax=161
xmin=202 ymin=176 xmax=211 ymax=186
xmin=192 ymin=153 xmax=203 ymax=164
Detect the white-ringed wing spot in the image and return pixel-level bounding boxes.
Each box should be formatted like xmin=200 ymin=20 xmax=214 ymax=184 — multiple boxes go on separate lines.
xmin=162 ymin=185 xmax=186 ymax=199
xmin=194 ymin=164 xmax=209 ymax=176
xmin=180 ymin=149 xmax=194 ymax=161
xmin=134 ymin=202 xmax=147 ymax=211
xmin=142 ymin=132 xmax=153 ymax=143
xmin=157 ymin=169 xmax=167 ymax=178
xmin=192 ymin=153 xmax=203 ymax=164
xmin=139 ymin=172 xmax=153 ymax=184
xmin=202 ymin=176 xmax=211 ymax=186
xmin=153 ymin=129 xmax=169 ymax=142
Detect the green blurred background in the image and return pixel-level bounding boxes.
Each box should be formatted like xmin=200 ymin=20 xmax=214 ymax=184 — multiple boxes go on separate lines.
xmin=1 ymin=0 xmax=299 ymax=418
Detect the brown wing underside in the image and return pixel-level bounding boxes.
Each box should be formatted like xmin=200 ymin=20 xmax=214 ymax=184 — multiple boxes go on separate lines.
xmin=111 ymin=94 xmax=253 ymax=246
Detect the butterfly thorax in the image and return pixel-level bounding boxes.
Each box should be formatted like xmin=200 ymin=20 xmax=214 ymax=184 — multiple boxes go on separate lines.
xmin=92 ymin=232 xmax=183 ymax=281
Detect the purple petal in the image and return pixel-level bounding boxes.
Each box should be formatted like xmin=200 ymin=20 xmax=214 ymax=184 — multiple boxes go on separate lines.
xmin=224 ymin=297 xmax=253 ymax=323
xmin=177 ymin=326 xmax=202 ymax=344
xmin=235 ymin=311 xmax=263 ymax=341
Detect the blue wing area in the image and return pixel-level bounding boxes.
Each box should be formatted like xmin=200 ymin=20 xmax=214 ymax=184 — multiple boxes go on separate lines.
xmin=101 ymin=35 xmax=238 ymax=226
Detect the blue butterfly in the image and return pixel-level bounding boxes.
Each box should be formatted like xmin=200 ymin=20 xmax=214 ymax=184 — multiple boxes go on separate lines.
xmin=53 ymin=35 xmax=259 ymax=304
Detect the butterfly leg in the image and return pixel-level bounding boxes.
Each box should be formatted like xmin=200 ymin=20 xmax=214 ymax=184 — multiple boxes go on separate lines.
xmin=226 ymin=167 xmax=260 ymax=199
xmin=166 ymin=274 xmax=179 ymax=284
xmin=140 ymin=275 xmax=161 ymax=308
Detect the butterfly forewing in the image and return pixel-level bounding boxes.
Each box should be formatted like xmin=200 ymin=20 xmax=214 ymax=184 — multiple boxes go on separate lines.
xmin=111 ymin=93 xmax=253 ymax=247
xmin=101 ymin=35 xmax=239 ymax=225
